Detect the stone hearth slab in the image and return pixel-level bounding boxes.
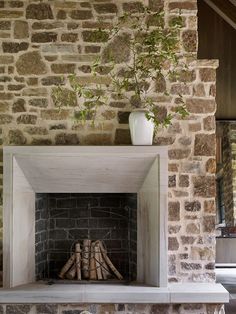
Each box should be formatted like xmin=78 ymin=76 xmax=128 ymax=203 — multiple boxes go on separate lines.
xmin=0 ymin=283 xmax=229 ymax=304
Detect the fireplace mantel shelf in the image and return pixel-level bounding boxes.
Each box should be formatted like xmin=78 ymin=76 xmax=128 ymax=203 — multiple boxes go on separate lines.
xmin=0 ymin=283 xmax=229 ymax=304
xmin=3 ymin=146 xmax=228 ymax=305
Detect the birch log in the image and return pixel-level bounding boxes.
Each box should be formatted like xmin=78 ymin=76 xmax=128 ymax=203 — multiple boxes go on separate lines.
xmin=65 ymin=263 xmax=76 ymax=279
xmin=94 ymin=243 xmax=103 ymax=280
xmin=99 ymin=241 xmax=123 ymax=280
xmin=82 ymin=239 xmax=91 ymax=279
xmin=58 ymin=254 xmax=76 ymax=279
xmin=96 ymin=242 xmax=110 ymax=279
xmin=89 ymin=242 xmax=97 ymax=280
xmin=75 ymin=242 xmax=82 ymax=280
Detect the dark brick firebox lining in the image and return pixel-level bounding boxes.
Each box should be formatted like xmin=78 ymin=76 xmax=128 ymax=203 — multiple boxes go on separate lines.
xmin=35 ymin=193 xmax=137 ymax=282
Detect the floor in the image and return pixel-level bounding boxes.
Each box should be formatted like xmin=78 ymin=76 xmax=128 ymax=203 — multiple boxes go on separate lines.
xmin=216 ymin=268 xmax=236 ymax=314
xmin=225 ymin=299 xmax=236 ymax=314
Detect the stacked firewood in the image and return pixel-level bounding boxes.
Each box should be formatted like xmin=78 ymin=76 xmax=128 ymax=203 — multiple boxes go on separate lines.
xmin=59 ymin=239 xmax=123 ymax=281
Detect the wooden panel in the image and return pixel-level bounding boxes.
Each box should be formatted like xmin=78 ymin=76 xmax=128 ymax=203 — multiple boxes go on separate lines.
xmin=204 ymin=0 xmax=236 ymax=26
xmin=198 ymin=0 xmax=236 ymax=119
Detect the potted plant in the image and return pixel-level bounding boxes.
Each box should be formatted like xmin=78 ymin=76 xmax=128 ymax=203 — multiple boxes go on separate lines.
xmin=52 ymin=7 xmax=188 ymax=145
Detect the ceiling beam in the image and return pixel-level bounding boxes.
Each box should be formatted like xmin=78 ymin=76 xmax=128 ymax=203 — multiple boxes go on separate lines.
xmin=204 ymin=0 xmax=236 ymax=29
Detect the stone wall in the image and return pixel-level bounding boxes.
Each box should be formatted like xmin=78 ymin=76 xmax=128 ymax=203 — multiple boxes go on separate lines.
xmin=0 ymin=0 xmax=218 ymax=299
xmin=0 ymin=303 xmax=225 ymax=314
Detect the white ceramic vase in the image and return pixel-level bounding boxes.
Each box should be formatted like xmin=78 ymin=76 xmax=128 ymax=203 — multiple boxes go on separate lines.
xmin=129 ymin=109 xmax=154 ymax=145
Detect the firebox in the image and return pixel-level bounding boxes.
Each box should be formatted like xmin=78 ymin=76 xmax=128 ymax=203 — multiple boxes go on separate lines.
xmin=35 ymin=193 xmax=137 ymax=282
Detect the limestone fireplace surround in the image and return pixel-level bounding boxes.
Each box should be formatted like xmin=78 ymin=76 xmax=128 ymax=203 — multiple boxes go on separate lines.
xmin=2 ymin=146 xmax=229 ymax=304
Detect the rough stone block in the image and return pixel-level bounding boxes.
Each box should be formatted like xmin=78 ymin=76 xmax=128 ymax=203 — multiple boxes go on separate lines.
xmin=169 ymin=2 xmax=197 ymax=11
xmin=41 ymin=76 xmax=64 ymax=86
xmin=85 ymin=45 xmax=101 ymax=54
xmin=199 ymin=68 xmax=216 ymax=82
xmin=36 ymin=304 xmax=58 ymax=314
xmin=14 ymin=20 xmax=29 ymax=39
xmin=149 ymin=0 xmax=164 ymax=11
xmin=115 ymin=128 xmax=131 ymax=145
xmin=179 ymin=175 xmax=189 ymax=187
xmin=181 ymin=236 xmax=196 ymax=245
xmin=57 ymin=10 xmax=66 ymax=20
xmin=203 ymin=216 xmax=215 ymax=232
xmin=186 ymin=98 xmax=216 ymax=113
xmin=181 ymin=262 xmax=201 ymax=270
xmin=0 ymin=21 xmax=11 ymax=30
xmin=55 ymin=133 xmax=79 ymax=145
xmin=168 ymin=175 xmax=176 ymax=188
xmin=204 ymin=200 xmax=215 ymax=214
xmin=102 ymin=34 xmax=130 ymax=63
xmin=0 ymin=101 xmax=9 ymax=112
xmin=17 ymin=114 xmax=37 ymax=125
xmin=8 ymin=129 xmax=26 ymax=145
xmin=182 ymin=30 xmax=197 ymax=52
xmin=70 ymin=10 xmax=93 ymax=20
xmin=94 ymin=3 xmax=117 ymax=14
xmin=206 ymin=158 xmax=216 ymax=174
xmin=194 ymin=134 xmax=215 ymax=156
xmin=186 ymin=223 xmax=200 ymax=234
xmin=41 ymin=109 xmax=70 ymax=120
xmin=32 ymin=21 xmax=63 ymax=30
xmin=51 ymin=63 xmax=75 ymax=74
xmin=61 ymin=33 xmax=78 ymax=42
xmin=6 ymin=304 xmax=31 ymax=314
xmin=0 ymin=113 xmax=13 ymax=124
xmin=0 ymin=55 xmax=14 ymax=64
xmin=29 ymin=99 xmax=48 ymax=108
xmin=203 ymin=116 xmax=215 ymax=131
xmin=25 ymin=126 xmax=48 ymax=135
xmin=82 ymin=30 xmax=109 ymax=42
xmin=26 ymin=3 xmax=53 ymax=20
xmin=193 ymin=83 xmax=205 ymax=97
xmin=83 ymin=133 xmax=112 ymax=145
xmin=193 ymin=176 xmax=216 ymax=197
xmin=168 ymin=237 xmax=179 ymax=250
xmin=22 ymin=88 xmax=47 ymax=97
xmin=185 ymin=201 xmax=201 ymax=212
xmin=31 ymin=32 xmax=57 ymax=43
xmin=16 ymin=51 xmax=46 ymax=75
xmin=168 ymin=201 xmax=180 ymax=221
xmin=0 ymin=10 xmax=23 ymax=18
xmin=168 ymin=148 xmax=191 ymax=160
xmin=123 ymin=2 xmax=144 ymax=13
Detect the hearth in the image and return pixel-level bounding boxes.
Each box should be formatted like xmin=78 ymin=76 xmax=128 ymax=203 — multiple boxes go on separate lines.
xmin=35 ymin=193 xmax=137 ymax=283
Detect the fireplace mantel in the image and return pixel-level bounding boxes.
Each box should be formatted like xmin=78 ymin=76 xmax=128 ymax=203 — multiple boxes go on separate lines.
xmin=2 ymin=146 xmax=229 ymax=305
xmin=3 ymin=146 xmax=168 ymax=288
xmin=3 ymin=145 xmax=168 ymax=193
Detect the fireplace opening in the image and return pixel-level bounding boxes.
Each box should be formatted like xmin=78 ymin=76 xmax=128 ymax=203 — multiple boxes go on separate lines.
xmin=35 ymin=193 xmax=137 ymax=283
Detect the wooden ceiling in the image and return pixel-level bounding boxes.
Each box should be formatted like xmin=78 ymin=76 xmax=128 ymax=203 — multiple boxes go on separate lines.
xmin=199 ymin=0 xmax=236 ymax=120
xmin=204 ymin=0 xmax=236 ymax=29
